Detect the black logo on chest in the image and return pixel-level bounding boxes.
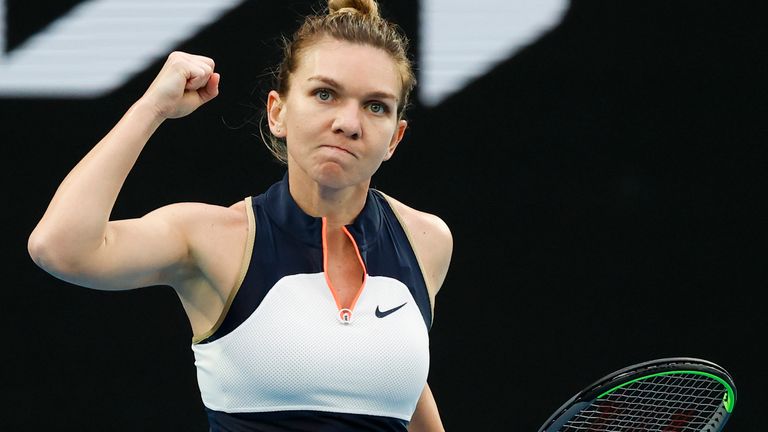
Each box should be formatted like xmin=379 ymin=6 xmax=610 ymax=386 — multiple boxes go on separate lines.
xmin=375 ymin=302 xmax=407 ymax=318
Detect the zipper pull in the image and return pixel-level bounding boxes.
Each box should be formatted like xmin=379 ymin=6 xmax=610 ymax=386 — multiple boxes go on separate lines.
xmin=338 ymin=308 xmax=352 ymax=324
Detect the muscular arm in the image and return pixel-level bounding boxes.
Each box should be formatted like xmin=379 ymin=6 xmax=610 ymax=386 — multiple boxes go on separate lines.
xmin=27 ymin=52 xmax=220 ymax=291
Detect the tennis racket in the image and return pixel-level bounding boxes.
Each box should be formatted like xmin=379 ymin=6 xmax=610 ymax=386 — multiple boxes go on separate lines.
xmin=538 ymin=357 xmax=736 ymax=432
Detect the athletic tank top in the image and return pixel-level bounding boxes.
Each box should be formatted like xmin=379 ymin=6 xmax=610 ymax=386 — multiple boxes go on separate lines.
xmin=191 ymin=175 xmax=433 ymax=431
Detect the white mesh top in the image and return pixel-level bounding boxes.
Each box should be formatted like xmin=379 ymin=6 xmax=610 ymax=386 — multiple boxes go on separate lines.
xmin=191 ymin=176 xmax=433 ymax=431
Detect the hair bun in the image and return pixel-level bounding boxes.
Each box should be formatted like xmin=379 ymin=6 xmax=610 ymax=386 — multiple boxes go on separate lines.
xmin=328 ymin=0 xmax=380 ymax=18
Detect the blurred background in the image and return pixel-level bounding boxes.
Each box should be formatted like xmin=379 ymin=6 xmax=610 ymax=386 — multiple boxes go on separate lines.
xmin=2 ymin=0 xmax=764 ymax=430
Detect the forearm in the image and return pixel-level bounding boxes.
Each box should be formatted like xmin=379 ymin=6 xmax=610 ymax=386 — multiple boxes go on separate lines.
xmin=29 ymin=99 xmax=164 ymax=266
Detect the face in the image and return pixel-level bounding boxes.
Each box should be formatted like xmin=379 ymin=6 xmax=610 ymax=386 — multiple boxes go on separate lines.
xmin=267 ymin=38 xmax=408 ymax=190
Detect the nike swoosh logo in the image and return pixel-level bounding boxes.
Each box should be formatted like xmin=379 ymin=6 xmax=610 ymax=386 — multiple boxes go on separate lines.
xmin=375 ymin=302 xmax=408 ymax=318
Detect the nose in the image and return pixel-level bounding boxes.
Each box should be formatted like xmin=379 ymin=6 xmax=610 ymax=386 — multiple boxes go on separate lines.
xmin=331 ymin=101 xmax=362 ymax=140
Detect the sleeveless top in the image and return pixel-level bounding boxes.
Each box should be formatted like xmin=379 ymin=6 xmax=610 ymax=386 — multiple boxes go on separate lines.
xmin=191 ymin=175 xmax=433 ymax=431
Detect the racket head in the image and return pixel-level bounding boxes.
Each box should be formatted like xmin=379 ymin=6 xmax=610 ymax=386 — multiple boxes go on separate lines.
xmin=538 ymin=357 xmax=737 ymax=432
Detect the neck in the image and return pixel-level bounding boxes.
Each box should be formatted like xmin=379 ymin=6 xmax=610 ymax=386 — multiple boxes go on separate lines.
xmin=287 ymin=170 xmax=369 ymax=227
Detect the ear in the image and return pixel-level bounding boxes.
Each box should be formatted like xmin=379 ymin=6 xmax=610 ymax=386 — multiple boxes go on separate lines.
xmin=383 ymin=119 xmax=408 ymax=161
xmin=267 ymin=90 xmax=286 ymax=138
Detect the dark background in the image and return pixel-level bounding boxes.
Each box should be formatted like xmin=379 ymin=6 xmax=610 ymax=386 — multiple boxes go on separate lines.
xmin=3 ymin=1 xmax=764 ymax=430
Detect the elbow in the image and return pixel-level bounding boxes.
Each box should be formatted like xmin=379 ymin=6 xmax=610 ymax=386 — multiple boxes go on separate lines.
xmin=27 ymin=227 xmax=85 ymax=276
xmin=28 ymin=228 xmax=61 ymax=272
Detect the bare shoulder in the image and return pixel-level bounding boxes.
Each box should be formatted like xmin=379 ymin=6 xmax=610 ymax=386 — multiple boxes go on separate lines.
xmin=228 ymin=198 xmax=248 ymax=213
xmin=142 ymin=199 xmax=250 ymax=279
xmin=143 ymin=201 xmax=248 ymax=239
xmin=384 ymin=195 xmax=452 ymax=245
xmin=139 ymin=199 xmax=250 ymax=337
xmin=160 ymin=199 xmax=249 ymax=256
xmin=381 ymin=194 xmax=453 ymax=295
xmin=153 ymin=198 xmax=250 ymax=289
xmin=148 ymin=199 xmax=247 ymax=226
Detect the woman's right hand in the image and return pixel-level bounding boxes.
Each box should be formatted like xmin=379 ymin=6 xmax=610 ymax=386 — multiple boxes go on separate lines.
xmin=140 ymin=51 xmax=220 ymax=120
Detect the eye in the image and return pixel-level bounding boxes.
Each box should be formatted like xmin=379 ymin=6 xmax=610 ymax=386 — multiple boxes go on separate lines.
xmin=367 ymin=102 xmax=389 ymax=115
xmin=314 ymin=88 xmax=334 ymax=102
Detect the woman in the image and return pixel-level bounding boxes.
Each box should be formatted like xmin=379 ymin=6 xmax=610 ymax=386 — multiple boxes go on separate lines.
xmin=28 ymin=0 xmax=451 ymax=430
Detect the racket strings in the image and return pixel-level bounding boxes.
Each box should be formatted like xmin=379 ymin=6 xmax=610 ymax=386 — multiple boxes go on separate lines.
xmin=560 ymin=373 xmax=726 ymax=431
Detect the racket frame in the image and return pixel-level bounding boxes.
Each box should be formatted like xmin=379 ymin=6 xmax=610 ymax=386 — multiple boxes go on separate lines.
xmin=538 ymin=357 xmax=737 ymax=432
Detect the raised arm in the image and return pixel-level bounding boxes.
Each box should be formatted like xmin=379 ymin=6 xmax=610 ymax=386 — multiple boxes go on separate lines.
xmin=27 ymin=51 xmax=220 ymax=291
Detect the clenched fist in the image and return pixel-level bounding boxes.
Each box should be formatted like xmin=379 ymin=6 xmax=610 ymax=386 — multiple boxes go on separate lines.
xmin=140 ymin=51 xmax=220 ymax=120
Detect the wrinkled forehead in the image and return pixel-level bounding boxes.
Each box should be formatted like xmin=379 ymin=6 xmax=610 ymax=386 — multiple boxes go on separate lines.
xmin=291 ymin=38 xmax=403 ymax=102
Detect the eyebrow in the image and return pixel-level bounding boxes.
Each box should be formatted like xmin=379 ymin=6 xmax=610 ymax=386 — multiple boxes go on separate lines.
xmin=307 ymin=75 xmax=399 ymax=103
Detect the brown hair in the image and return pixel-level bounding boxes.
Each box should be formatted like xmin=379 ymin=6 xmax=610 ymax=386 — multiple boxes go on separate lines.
xmin=265 ymin=0 xmax=415 ymax=164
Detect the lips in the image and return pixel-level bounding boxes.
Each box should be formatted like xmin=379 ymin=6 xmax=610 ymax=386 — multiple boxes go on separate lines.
xmin=321 ymin=144 xmax=355 ymax=157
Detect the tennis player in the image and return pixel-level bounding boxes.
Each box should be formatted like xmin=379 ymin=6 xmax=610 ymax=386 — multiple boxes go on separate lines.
xmin=28 ymin=0 xmax=451 ymax=430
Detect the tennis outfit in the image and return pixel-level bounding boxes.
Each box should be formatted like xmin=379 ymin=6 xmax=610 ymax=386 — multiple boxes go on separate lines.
xmin=191 ymin=175 xmax=433 ymax=432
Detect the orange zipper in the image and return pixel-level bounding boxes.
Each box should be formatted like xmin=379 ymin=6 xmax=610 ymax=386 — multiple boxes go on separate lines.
xmin=321 ymin=217 xmax=368 ymax=323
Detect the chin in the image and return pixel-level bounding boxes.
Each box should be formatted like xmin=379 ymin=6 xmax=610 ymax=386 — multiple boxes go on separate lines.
xmin=311 ymin=166 xmax=352 ymax=188
xmin=313 ymin=166 xmax=372 ymax=191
